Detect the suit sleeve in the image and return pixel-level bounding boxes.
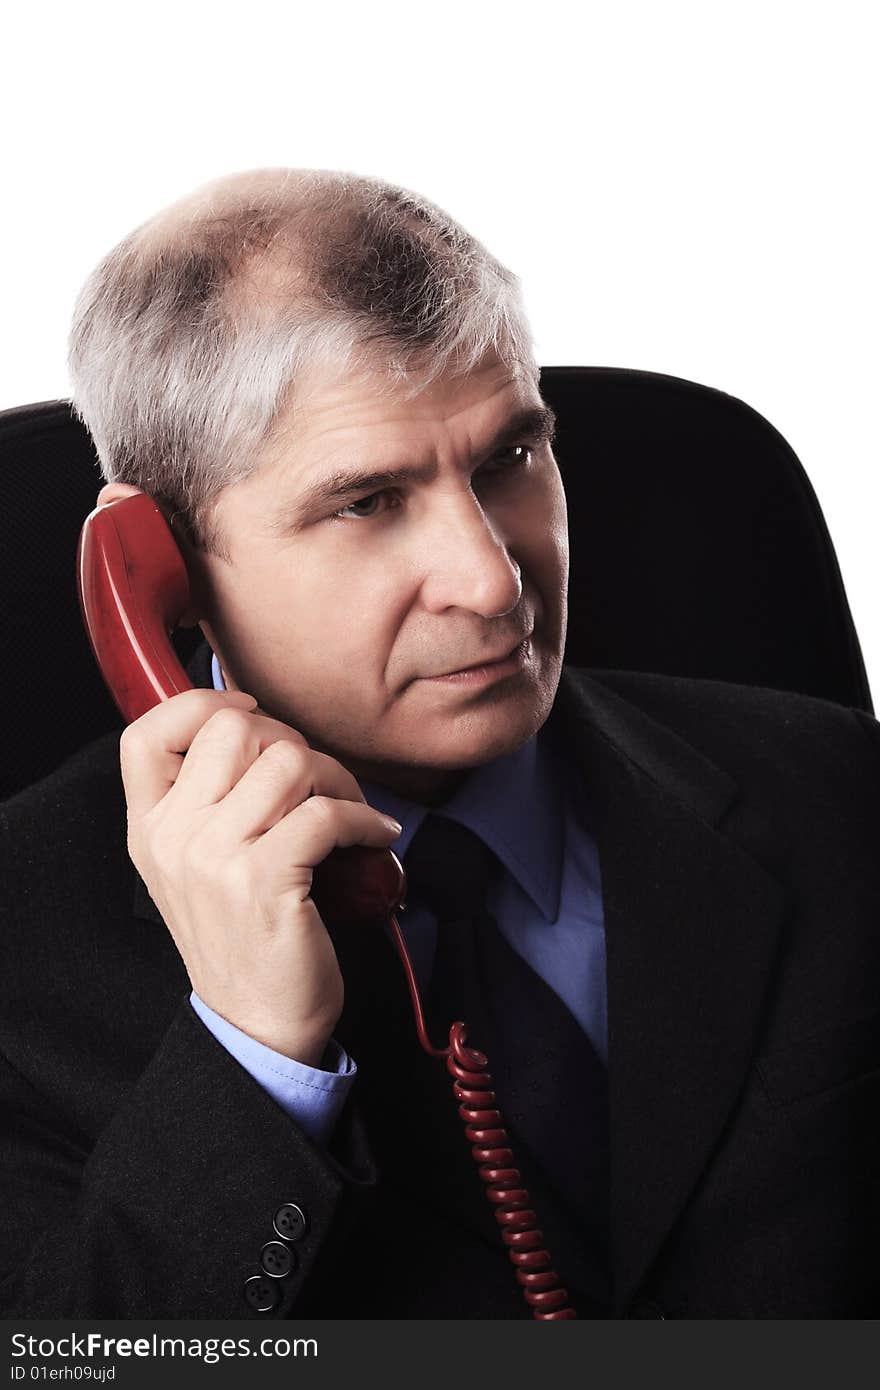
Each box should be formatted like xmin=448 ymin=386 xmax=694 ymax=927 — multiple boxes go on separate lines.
xmin=0 ymin=998 xmax=378 ymax=1318
xmin=189 ymin=989 xmax=357 ymax=1147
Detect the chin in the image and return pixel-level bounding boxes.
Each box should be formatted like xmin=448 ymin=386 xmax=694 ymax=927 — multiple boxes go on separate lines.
xmin=420 ymin=679 xmax=558 ymax=770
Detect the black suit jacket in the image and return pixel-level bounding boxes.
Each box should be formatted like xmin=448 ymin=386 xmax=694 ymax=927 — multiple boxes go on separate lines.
xmin=1 ymin=642 xmax=879 ymax=1319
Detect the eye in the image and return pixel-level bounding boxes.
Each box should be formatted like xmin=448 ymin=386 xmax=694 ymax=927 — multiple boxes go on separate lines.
xmin=331 ymin=491 xmax=395 ymax=521
xmin=477 ymin=444 xmax=533 ymax=477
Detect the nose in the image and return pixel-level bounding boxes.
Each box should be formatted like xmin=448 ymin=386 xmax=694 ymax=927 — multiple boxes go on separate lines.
xmin=417 ymin=487 xmax=523 ymax=619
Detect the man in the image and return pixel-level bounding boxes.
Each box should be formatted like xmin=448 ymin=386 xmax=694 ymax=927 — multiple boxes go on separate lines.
xmin=1 ymin=169 xmax=878 ymax=1320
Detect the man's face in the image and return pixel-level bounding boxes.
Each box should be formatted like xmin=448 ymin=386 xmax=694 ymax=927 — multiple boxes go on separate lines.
xmin=196 ymin=351 xmax=569 ymax=800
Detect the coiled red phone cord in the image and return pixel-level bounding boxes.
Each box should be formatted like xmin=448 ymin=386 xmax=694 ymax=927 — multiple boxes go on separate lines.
xmin=388 ymin=912 xmax=578 ymax=1320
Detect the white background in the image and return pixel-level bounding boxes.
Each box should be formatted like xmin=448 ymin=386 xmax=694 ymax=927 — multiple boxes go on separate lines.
xmin=3 ymin=1 xmax=877 ymax=693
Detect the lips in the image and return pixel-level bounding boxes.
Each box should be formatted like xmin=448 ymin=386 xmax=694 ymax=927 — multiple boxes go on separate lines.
xmin=434 ymin=635 xmax=530 ymax=679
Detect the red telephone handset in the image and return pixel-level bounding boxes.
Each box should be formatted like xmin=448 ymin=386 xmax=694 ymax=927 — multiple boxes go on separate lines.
xmin=75 ymin=491 xmax=405 ymax=927
xmin=76 ymin=490 xmax=576 ymax=1319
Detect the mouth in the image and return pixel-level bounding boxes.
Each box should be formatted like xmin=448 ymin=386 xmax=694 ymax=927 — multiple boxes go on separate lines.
xmin=422 ymin=635 xmax=533 ymax=686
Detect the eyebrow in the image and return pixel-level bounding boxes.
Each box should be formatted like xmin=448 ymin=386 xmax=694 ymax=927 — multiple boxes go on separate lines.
xmin=266 ymin=401 xmax=557 ymax=535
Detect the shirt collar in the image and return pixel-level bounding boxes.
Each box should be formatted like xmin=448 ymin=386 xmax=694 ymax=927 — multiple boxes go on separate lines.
xmin=211 ymin=649 xmax=563 ymax=921
xmin=360 ymin=732 xmax=564 ymax=922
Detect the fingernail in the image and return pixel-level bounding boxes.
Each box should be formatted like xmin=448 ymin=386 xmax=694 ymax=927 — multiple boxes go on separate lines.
xmin=381 ymin=816 xmax=403 ymax=835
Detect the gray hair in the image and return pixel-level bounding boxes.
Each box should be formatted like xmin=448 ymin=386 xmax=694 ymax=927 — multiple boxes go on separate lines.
xmin=68 ymin=168 xmax=538 ymax=560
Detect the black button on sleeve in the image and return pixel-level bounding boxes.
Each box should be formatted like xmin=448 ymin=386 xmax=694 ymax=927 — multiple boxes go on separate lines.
xmin=273 ymin=1202 xmax=307 ymax=1242
xmin=243 ymin=1274 xmax=281 ymax=1313
xmin=260 ymin=1240 xmax=296 ymax=1278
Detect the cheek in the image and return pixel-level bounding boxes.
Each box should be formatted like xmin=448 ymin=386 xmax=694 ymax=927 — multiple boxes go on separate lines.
xmin=275 ymin=548 xmax=412 ymax=677
xmin=502 ymin=473 xmax=569 ymax=586
xmin=541 ymin=474 xmax=570 ymax=579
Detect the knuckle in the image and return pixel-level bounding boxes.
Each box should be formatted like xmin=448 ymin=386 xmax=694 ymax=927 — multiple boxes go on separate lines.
xmin=203 ymin=706 xmax=253 ymax=738
xmin=303 ymin=794 xmax=337 ymax=829
xmin=120 ymin=690 xmax=230 ymax=755
xmin=260 ymin=739 xmax=307 ymax=776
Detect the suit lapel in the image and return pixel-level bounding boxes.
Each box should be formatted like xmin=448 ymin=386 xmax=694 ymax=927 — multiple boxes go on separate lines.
xmin=546 ymin=668 xmax=788 ymax=1314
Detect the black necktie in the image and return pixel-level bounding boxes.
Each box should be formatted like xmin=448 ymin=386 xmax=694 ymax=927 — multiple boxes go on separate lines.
xmin=403 ymin=813 xmax=612 ymax=1314
xmin=404 ymin=812 xmax=500 ymax=972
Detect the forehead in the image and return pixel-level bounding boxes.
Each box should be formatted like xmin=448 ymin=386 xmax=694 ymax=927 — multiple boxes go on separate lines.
xmin=209 ymin=355 xmax=554 ymax=550
xmin=266 ymin=354 xmax=543 ymax=464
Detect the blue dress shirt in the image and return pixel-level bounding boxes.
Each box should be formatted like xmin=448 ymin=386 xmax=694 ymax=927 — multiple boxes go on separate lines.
xmin=191 ymin=652 xmax=607 ymax=1145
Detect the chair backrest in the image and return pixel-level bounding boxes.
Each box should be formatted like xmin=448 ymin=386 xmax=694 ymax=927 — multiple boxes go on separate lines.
xmin=0 ymin=367 xmax=871 ymax=802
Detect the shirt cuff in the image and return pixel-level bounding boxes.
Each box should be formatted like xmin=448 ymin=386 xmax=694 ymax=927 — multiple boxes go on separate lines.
xmin=189 ymin=991 xmax=357 ymax=1147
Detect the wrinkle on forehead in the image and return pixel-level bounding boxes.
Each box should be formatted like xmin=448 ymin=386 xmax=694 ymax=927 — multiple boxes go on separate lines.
xmin=268 ymin=354 xmax=533 ymax=455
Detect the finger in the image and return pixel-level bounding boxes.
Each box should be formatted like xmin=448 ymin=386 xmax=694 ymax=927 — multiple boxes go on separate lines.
xmin=167 ymin=705 xmax=318 ymax=812
xmin=245 ymin=796 xmax=403 ymax=895
xmin=192 ymin=742 xmax=368 ymax=850
xmin=120 ymin=689 xmax=259 ymax=821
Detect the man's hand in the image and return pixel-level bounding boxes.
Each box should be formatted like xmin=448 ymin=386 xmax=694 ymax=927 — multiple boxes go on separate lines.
xmin=119 ymin=689 xmax=402 ymax=1067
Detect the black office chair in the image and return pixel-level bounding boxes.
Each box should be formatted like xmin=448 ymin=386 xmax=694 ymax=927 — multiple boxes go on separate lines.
xmin=0 ymin=366 xmax=872 ymax=803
